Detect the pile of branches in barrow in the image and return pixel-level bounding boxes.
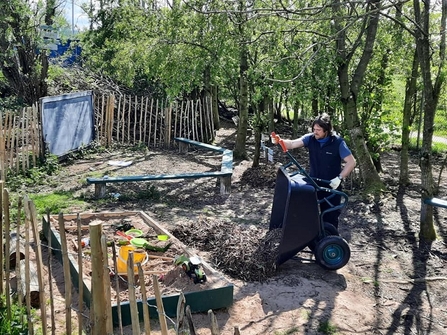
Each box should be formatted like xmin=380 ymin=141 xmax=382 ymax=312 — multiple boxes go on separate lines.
xmin=171 ymin=216 xmax=282 ymax=282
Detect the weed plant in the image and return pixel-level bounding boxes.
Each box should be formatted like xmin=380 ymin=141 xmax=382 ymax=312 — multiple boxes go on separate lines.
xmin=6 ymin=154 xmax=60 ymax=192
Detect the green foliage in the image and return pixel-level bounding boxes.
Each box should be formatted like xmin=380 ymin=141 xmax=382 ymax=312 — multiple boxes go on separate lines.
xmin=6 ymin=154 xmax=60 ymax=192
xmin=0 ymin=296 xmax=28 ymax=335
xmin=434 ymin=105 xmax=447 ymax=137
xmin=317 ymin=320 xmax=339 ymax=335
xmin=129 ymin=142 xmax=149 ymax=152
xmin=28 ymin=191 xmax=87 ymax=215
xmin=249 ymin=112 xmax=270 ymax=132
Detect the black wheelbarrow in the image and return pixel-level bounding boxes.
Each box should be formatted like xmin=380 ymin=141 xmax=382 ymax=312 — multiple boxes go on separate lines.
xmin=269 ymin=133 xmax=351 ymax=270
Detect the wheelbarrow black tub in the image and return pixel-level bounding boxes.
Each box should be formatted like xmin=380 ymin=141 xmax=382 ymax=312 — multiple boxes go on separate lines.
xmin=269 ymin=166 xmax=351 ymax=270
xmin=269 ymin=167 xmax=320 ymax=266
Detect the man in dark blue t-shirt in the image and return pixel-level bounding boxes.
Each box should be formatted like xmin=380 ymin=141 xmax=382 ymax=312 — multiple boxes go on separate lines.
xmin=273 ymin=113 xmax=356 ymax=228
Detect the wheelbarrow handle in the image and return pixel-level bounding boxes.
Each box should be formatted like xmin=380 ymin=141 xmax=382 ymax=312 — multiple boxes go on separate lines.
xmin=271 ymin=132 xmax=288 ymax=153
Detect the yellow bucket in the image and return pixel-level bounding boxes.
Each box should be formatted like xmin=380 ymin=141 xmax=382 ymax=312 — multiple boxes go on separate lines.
xmin=116 ymin=245 xmax=148 ymax=275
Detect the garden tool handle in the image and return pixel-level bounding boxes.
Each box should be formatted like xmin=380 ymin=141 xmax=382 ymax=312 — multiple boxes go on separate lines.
xmin=271 ymin=132 xmax=288 ymax=152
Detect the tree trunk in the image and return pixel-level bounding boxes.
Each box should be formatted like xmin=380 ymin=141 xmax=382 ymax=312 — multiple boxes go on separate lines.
xmin=414 ymin=0 xmax=446 ymax=241
xmin=212 ymin=85 xmax=220 ymax=131
xmin=399 ymin=49 xmax=419 ymax=186
xmin=419 ymin=97 xmax=437 ymax=241
xmin=345 ymin=99 xmax=383 ymax=192
xmin=234 ymin=44 xmax=249 ymax=159
xmin=332 ymin=0 xmax=384 ymax=193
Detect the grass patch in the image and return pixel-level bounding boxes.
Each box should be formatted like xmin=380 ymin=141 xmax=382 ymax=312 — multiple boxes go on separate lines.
xmin=318 ymin=320 xmax=339 ymax=335
xmin=28 ymin=191 xmax=88 ymax=215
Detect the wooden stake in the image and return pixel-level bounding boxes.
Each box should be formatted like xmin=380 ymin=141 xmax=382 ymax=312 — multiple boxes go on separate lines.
xmin=185 ymin=305 xmax=196 ymax=335
xmin=47 ymin=210 xmax=56 ymax=335
xmin=102 ymin=234 xmax=113 ymax=334
xmin=152 ymin=274 xmax=169 ymax=335
xmin=127 ymin=252 xmax=140 ymax=335
xmin=154 ymin=99 xmax=159 ymax=147
xmin=116 ymin=95 xmax=122 ymax=143
xmin=57 ymin=212 xmax=71 ymax=335
xmin=23 ymin=196 xmax=33 ymax=335
xmin=111 ymin=243 xmax=124 ymax=335
xmin=139 ymin=95 xmax=144 ymax=143
xmin=77 ymin=214 xmax=84 ymax=335
xmin=137 ymin=263 xmax=151 ymax=334
xmin=27 ymin=198 xmax=47 ymax=335
xmin=208 ymin=309 xmax=219 ymax=335
xmin=4 ymin=189 xmax=11 ymax=315
xmin=16 ymin=199 xmax=23 ymax=307
xmin=133 ymin=95 xmax=137 ymax=144
xmin=149 ymin=98 xmax=154 ymax=146
xmin=90 ymin=221 xmax=108 ymax=335
xmin=175 ymin=292 xmax=186 ymax=335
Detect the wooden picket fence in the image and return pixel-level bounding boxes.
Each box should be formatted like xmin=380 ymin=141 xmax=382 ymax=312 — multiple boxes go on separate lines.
xmin=0 ymin=93 xmax=216 ymax=180
xmin=0 ymin=105 xmax=41 ymax=181
xmin=0 ymin=186 xmax=240 ymax=335
xmin=95 ymin=94 xmax=216 ymax=148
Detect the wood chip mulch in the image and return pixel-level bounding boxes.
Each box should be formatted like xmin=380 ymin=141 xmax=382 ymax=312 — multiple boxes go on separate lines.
xmin=171 ymin=216 xmax=282 ymax=282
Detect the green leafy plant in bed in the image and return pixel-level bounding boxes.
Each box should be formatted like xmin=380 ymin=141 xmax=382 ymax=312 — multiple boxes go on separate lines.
xmin=0 ymin=296 xmax=29 ymax=335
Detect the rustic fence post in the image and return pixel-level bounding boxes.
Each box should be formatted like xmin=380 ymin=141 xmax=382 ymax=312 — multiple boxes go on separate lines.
xmin=4 ymin=188 xmax=11 ymax=317
xmin=152 ymin=274 xmax=169 ymax=335
xmin=127 ymin=252 xmax=140 ymax=335
xmin=90 ymin=221 xmax=109 ymax=334
xmin=112 ymin=243 xmax=124 ymax=335
xmin=47 ymin=210 xmax=56 ymax=335
xmin=208 ymin=309 xmax=220 ymax=335
xmin=28 ymin=198 xmax=47 ymax=334
xmin=57 ymin=212 xmax=72 ymax=335
xmin=24 ymin=199 xmax=34 ymax=335
xmin=175 ymin=292 xmax=186 ymax=335
xmin=137 ymin=263 xmax=151 ymax=334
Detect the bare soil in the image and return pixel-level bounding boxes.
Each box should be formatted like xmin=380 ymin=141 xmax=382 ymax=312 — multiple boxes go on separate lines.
xmin=26 ymin=119 xmax=447 ymax=334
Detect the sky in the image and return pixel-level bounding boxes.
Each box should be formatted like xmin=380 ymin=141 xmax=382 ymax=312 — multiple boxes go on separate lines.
xmin=61 ymin=0 xmax=90 ymax=33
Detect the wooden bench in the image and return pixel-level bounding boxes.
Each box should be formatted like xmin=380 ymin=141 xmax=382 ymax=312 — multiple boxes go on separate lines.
xmin=424 ymin=197 xmax=447 ymax=209
xmin=87 ymin=138 xmax=233 ymax=198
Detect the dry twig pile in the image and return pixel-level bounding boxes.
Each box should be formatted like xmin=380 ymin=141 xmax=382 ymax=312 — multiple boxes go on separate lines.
xmin=172 ymin=216 xmax=282 ymax=282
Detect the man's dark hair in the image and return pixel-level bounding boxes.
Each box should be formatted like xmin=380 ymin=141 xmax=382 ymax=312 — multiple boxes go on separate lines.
xmin=312 ymin=113 xmax=332 ymax=134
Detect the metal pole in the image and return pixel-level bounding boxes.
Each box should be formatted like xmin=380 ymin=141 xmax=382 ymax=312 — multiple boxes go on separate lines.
xmin=72 ymin=0 xmax=75 ymax=35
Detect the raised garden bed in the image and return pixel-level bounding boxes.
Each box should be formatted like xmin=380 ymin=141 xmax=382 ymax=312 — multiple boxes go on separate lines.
xmin=42 ymin=211 xmax=234 ymax=327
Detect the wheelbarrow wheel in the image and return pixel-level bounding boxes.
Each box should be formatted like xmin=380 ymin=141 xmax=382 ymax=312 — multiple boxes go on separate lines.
xmin=307 ymin=222 xmax=339 ymax=251
xmin=314 ymin=236 xmax=350 ymax=270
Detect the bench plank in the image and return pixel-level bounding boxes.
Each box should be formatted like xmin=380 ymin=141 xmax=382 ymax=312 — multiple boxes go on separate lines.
xmin=88 ymin=138 xmax=233 ymax=198
xmin=174 ymin=137 xmax=226 ymax=153
xmin=87 ymin=171 xmax=232 ymax=184
xmin=221 ymin=150 xmax=233 ymax=173
xmin=424 ymin=197 xmax=447 ymax=209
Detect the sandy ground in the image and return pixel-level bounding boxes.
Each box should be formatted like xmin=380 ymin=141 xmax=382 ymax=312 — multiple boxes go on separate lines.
xmin=14 ymin=119 xmax=447 ymax=335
